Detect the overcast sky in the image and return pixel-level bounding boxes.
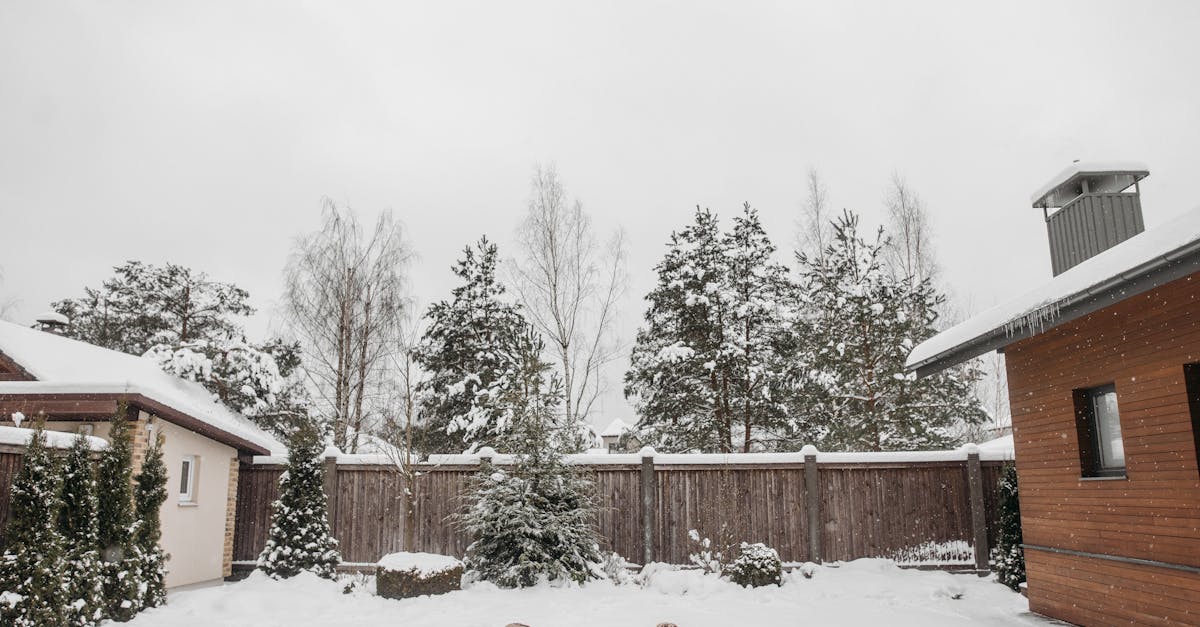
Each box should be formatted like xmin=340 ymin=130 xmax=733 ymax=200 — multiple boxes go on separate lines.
xmin=2 ymin=1 xmax=1198 ymax=426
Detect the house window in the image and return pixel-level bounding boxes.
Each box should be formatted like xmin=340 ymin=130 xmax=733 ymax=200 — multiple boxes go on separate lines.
xmin=1073 ymin=384 xmax=1125 ymax=477
xmin=1184 ymin=364 xmax=1200 ymax=478
xmin=179 ymin=455 xmax=197 ymax=503
xmin=77 ymin=424 xmax=94 ymax=436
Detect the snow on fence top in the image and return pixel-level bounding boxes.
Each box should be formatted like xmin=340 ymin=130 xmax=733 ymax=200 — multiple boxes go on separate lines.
xmin=0 ymin=425 xmax=108 ymax=451
xmin=907 ymin=204 xmax=1200 ymax=374
xmin=251 ymin=440 xmax=1013 ymax=466
xmin=0 ymin=320 xmax=282 ymax=454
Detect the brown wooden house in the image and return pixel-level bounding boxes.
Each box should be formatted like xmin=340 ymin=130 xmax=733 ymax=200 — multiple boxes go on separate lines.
xmin=907 ymin=163 xmax=1200 ymax=625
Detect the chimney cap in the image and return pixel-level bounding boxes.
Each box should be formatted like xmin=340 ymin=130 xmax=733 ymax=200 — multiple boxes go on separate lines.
xmin=1031 ymin=161 xmax=1149 ymax=209
xmin=35 ymin=311 xmax=70 ymax=326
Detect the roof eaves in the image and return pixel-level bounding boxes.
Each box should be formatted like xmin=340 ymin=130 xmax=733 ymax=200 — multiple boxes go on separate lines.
xmin=909 ymin=239 xmax=1200 ymax=377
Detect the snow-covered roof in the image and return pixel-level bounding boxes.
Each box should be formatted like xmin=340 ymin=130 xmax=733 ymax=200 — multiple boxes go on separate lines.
xmin=0 ymin=425 xmax=108 ymax=451
xmin=1030 ymin=160 xmax=1149 ymax=208
xmin=35 ymin=311 xmax=70 ymax=325
xmin=976 ymin=434 xmax=1014 ymax=460
xmin=0 ymin=321 xmax=281 ymax=455
xmin=600 ymin=417 xmax=633 ymax=438
xmin=907 ymin=205 xmax=1200 ymax=376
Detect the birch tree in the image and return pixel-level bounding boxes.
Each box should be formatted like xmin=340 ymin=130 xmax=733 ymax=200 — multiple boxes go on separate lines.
xmin=795 ymin=168 xmax=832 ymax=266
xmin=512 ymin=165 xmax=627 ymax=428
xmin=282 ymin=199 xmax=412 ymax=452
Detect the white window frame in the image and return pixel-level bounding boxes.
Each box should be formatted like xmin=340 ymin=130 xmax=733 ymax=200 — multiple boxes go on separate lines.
xmin=179 ymin=455 xmax=197 ymax=503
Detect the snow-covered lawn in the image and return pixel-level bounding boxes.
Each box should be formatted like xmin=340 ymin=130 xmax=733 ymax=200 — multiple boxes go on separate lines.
xmin=128 ymin=559 xmax=1041 ymax=627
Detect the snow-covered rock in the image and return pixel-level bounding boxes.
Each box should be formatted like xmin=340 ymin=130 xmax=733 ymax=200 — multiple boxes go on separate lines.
xmin=376 ymin=552 xmax=463 ymax=599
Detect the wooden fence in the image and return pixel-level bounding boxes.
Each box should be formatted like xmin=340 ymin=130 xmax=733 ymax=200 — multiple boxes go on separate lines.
xmin=233 ymin=449 xmax=1007 ymax=569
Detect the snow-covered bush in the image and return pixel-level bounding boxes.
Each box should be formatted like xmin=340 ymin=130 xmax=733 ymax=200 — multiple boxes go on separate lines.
xmin=258 ymin=423 xmax=341 ymax=579
xmin=0 ymin=422 xmax=68 ymax=627
xmin=459 ymin=378 xmax=602 ymax=587
xmin=725 ymin=543 xmax=783 ymax=588
xmin=686 ymin=528 xmax=732 ymax=575
xmin=57 ymin=434 xmax=105 ymax=626
xmin=600 ymin=552 xmax=635 ymax=586
xmin=990 ymin=464 xmax=1025 ymax=591
xmin=134 ymin=433 xmax=169 ymax=609
xmin=96 ymin=411 xmax=143 ymax=621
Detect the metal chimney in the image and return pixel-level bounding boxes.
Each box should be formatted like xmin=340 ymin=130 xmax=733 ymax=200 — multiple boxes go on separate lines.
xmin=1031 ymin=162 xmax=1149 ymax=276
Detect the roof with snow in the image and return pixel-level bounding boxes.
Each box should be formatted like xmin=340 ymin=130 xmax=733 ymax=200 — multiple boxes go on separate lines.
xmin=907 ymin=205 xmax=1200 ymax=377
xmin=0 ymin=321 xmax=281 ymax=455
xmin=600 ymin=417 xmax=633 ymax=438
xmin=0 ymin=424 xmax=108 ymax=451
xmin=1030 ymin=160 xmax=1149 ymax=208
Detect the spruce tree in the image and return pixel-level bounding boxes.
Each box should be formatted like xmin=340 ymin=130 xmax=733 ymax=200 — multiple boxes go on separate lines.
xmin=57 ymin=434 xmax=105 ymax=627
xmin=626 ymin=207 xmax=732 ymax=452
xmin=415 ymin=237 xmax=539 ymax=453
xmin=991 ymin=463 xmax=1025 ymax=590
xmin=134 ymin=433 xmax=168 ymax=609
xmin=257 ymin=422 xmax=340 ymax=579
xmin=95 ymin=410 xmax=141 ymax=621
xmin=0 ymin=422 xmax=68 ymax=627
xmin=460 ymin=367 xmax=603 ymax=587
xmin=792 ymin=210 xmax=985 ymax=451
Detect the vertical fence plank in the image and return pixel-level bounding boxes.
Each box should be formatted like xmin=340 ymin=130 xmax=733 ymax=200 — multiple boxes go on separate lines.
xmin=966 ymin=450 xmax=989 ymax=571
xmin=640 ymin=450 xmax=657 ymax=564
xmin=804 ymin=450 xmax=821 ymax=563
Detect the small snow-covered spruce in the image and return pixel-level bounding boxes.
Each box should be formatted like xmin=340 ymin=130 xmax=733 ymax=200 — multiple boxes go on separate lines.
xmin=96 ymin=408 xmax=142 ymax=622
xmin=0 ymin=421 xmax=68 ymax=627
xmin=791 ymin=210 xmax=986 ymax=451
xmin=459 ymin=365 xmax=602 ymax=587
xmin=991 ymin=463 xmax=1025 ymax=591
xmin=57 ymin=433 xmax=105 ymax=627
xmin=257 ymin=422 xmax=341 ymax=579
xmin=134 ymin=432 xmax=169 ymax=609
xmin=725 ymin=543 xmax=783 ymax=588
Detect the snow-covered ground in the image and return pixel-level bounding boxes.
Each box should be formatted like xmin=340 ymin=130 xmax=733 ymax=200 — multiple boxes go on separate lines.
xmin=127 ymin=559 xmax=1041 ymax=627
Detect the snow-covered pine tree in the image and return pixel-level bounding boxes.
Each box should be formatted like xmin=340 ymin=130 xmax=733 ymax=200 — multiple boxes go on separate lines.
xmin=52 ymin=261 xmax=253 ymax=356
xmin=626 ymin=207 xmax=733 ymax=452
xmin=95 ymin=409 xmax=142 ymax=621
xmin=134 ymin=432 xmax=168 ymax=609
xmin=722 ymin=204 xmax=793 ymax=451
xmin=144 ymin=336 xmax=309 ymax=438
xmin=792 ymin=210 xmax=985 ymax=451
xmin=460 ymin=365 xmax=603 ymax=587
xmin=57 ymin=434 xmax=105 ymax=627
xmin=415 ymin=237 xmax=537 ymax=453
xmin=991 ymin=463 xmax=1025 ymax=590
xmin=257 ymin=422 xmax=340 ymax=579
xmin=627 ymin=206 xmax=794 ymax=453
xmin=0 ymin=422 xmax=67 ymax=627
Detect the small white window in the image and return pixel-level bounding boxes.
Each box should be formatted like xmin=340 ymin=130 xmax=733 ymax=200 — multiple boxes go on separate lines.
xmin=78 ymin=424 xmax=94 ymax=436
xmin=179 ymin=455 xmax=197 ymax=503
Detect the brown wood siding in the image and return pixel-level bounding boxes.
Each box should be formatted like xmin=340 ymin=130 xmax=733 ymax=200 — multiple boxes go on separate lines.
xmin=1005 ymin=272 xmax=1200 ymax=622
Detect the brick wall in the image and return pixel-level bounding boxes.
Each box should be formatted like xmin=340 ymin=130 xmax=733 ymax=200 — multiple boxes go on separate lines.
xmin=223 ymin=457 xmax=239 ymax=577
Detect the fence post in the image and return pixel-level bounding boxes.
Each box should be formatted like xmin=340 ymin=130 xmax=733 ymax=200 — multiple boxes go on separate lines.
xmin=640 ymin=447 xmax=657 ymax=565
xmin=965 ymin=445 xmax=989 ymax=573
xmin=323 ymin=451 xmax=339 ymax=530
xmin=802 ymin=445 xmax=822 ymax=563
